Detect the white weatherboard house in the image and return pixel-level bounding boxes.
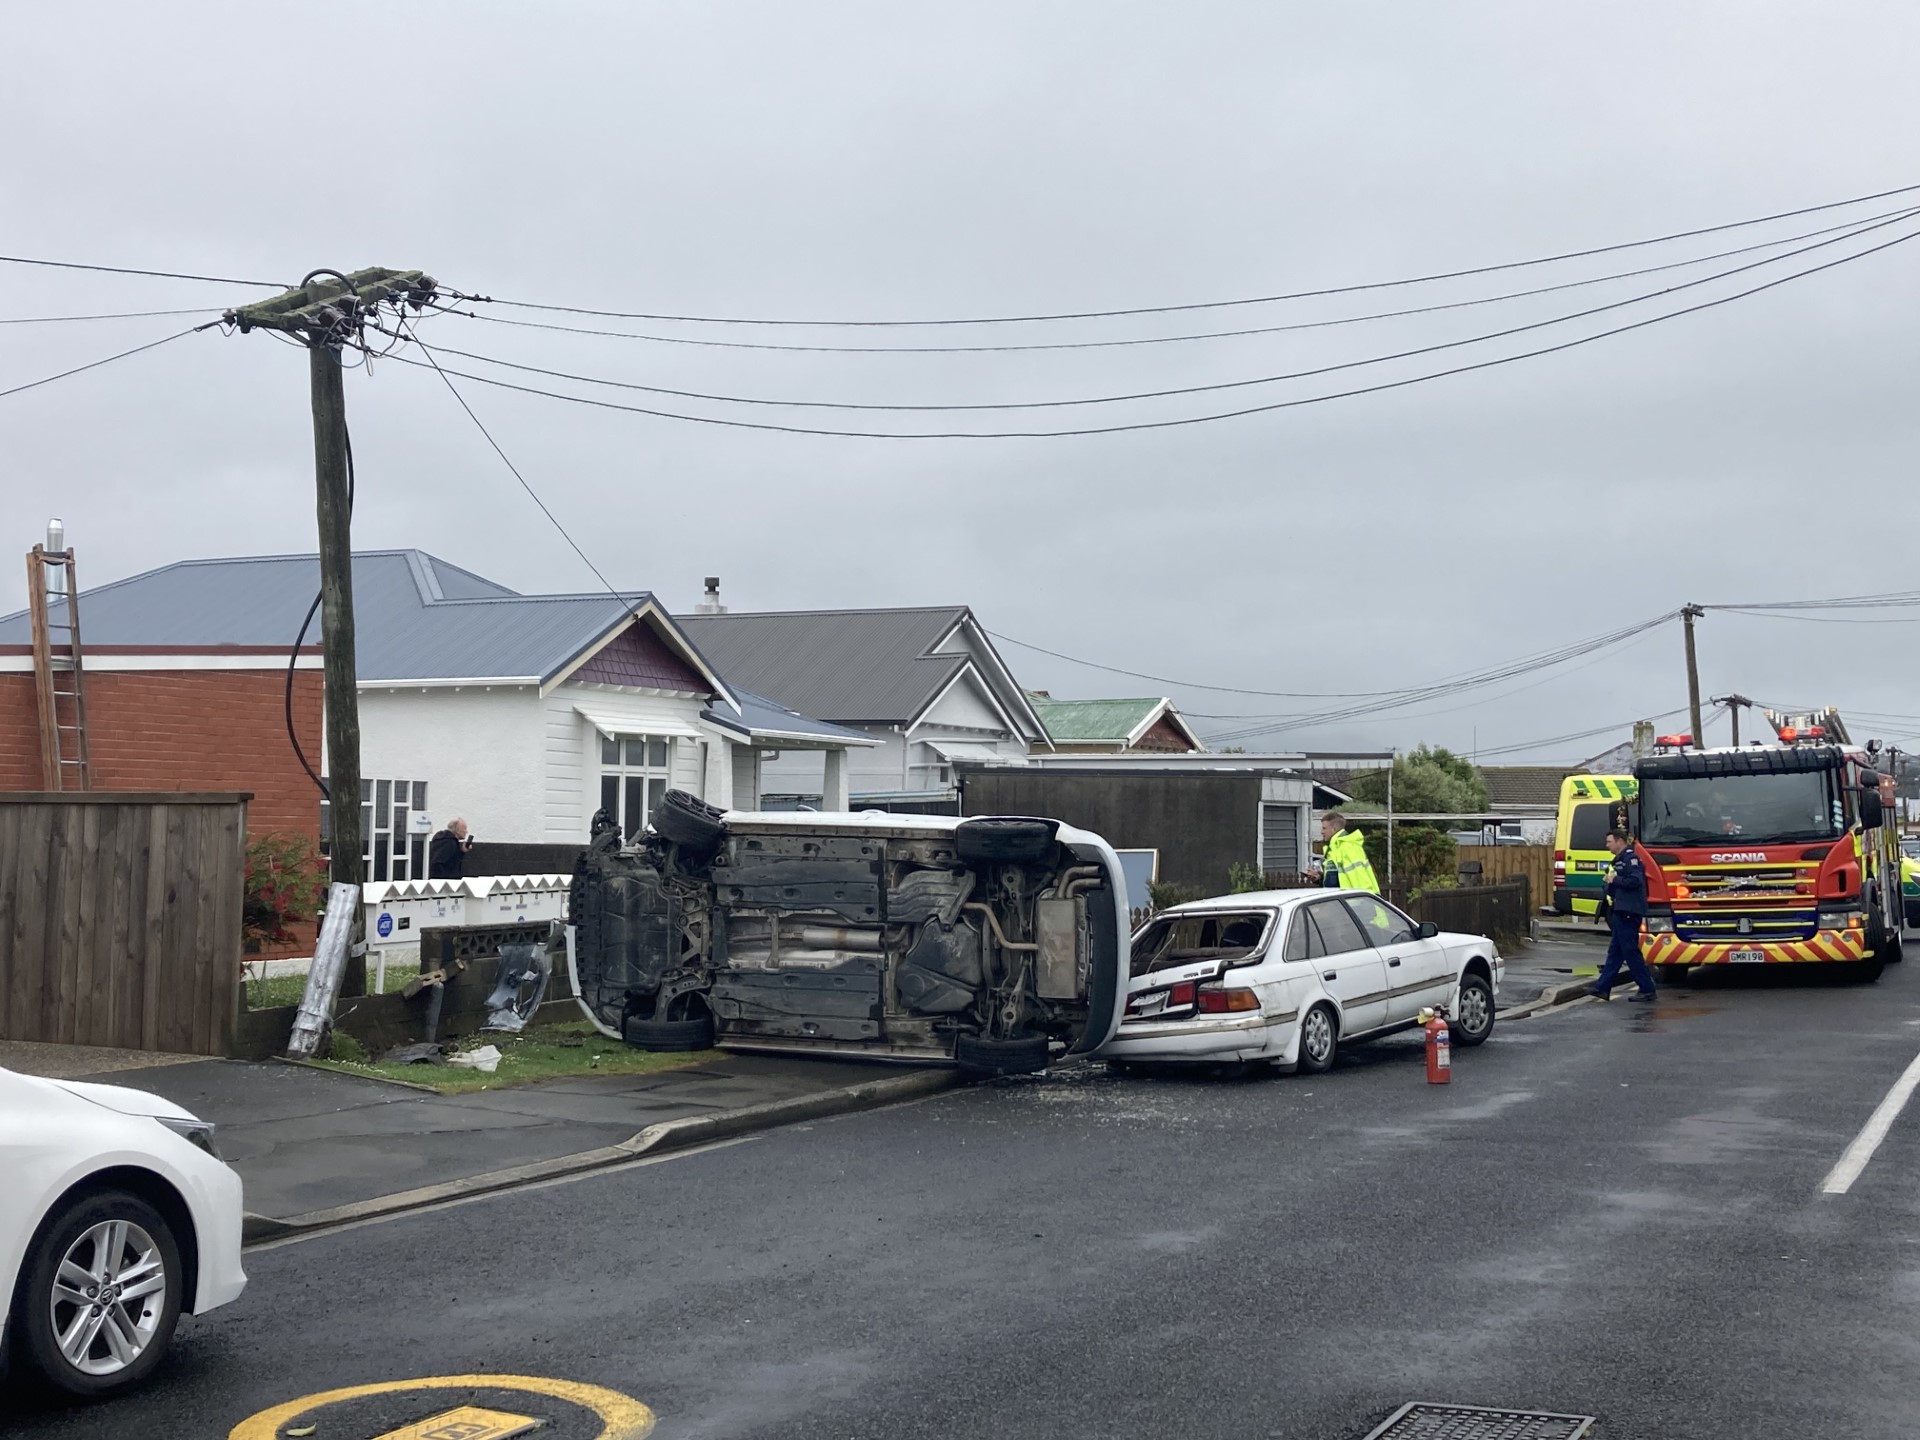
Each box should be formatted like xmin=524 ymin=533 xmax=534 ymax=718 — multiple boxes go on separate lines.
xmin=678 ymin=596 xmax=1052 ymax=806
xmin=39 ymin=550 xmax=873 ymax=880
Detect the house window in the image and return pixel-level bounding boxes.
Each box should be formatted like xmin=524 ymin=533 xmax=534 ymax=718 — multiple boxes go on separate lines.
xmin=320 ymin=778 xmax=429 ymax=881
xmin=600 ymin=734 xmax=672 ymax=840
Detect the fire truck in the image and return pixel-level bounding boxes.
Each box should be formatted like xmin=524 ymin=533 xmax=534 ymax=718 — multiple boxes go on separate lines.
xmin=1629 ymin=709 xmax=1903 ymax=982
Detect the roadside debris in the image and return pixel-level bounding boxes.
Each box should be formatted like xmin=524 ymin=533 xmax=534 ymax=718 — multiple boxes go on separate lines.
xmin=287 ymin=880 xmax=362 ymax=1059
xmin=482 ymin=939 xmax=552 ymax=1033
xmin=379 ymin=1041 xmax=445 ymax=1066
xmin=447 ymin=1044 xmax=503 ymax=1074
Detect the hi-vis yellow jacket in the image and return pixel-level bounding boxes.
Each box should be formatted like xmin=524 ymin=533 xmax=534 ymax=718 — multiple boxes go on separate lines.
xmin=1324 ymin=827 xmax=1379 ymax=892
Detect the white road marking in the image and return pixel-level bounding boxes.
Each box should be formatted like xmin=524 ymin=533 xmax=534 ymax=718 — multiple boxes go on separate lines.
xmin=1820 ymin=1047 xmax=1920 ymax=1195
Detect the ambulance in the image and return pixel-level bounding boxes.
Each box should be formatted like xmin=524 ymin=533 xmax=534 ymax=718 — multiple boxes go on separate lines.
xmin=1551 ymin=774 xmax=1636 ymax=916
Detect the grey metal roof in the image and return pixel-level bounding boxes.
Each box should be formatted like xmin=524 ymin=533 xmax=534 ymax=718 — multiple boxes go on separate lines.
xmin=703 ymin=689 xmax=878 ymax=747
xmin=0 ymin=550 xmax=711 ymax=689
xmin=677 ymin=606 xmax=973 ymax=723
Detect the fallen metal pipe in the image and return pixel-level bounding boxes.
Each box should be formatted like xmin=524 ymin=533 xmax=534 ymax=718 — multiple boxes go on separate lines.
xmin=287 ymin=881 xmax=360 ymax=1058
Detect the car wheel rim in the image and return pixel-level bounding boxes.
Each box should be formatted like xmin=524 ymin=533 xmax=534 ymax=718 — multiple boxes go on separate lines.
xmin=1303 ymin=1010 xmax=1333 ymax=1063
xmin=1459 ymin=984 xmax=1490 ymax=1035
xmin=49 ymin=1220 xmax=166 ymax=1376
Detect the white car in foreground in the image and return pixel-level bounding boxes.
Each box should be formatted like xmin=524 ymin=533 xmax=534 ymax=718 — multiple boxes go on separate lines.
xmin=1100 ymin=889 xmax=1503 ymax=1073
xmin=1 ymin=1067 xmax=246 ymax=1397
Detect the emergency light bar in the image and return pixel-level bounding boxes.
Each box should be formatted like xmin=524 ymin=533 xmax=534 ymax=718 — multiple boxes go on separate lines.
xmin=1654 ymin=733 xmax=1693 ymax=749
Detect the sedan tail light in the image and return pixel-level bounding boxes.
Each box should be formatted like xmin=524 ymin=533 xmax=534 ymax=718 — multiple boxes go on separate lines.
xmin=1196 ymin=983 xmax=1259 ymax=1014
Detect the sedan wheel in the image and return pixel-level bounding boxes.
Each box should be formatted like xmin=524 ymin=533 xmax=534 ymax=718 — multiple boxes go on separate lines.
xmin=1453 ymin=973 xmax=1495 ymax=1047
xmin=1297 ymin=1004 xmax=1337 ymax=1074
xmin=20 ymin=1191 xmax=182 ymax=1397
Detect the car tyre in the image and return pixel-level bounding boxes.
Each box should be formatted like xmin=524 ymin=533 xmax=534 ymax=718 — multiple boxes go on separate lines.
xmin=17 ymin=1189 xmax=183 ymax=1399
xmin=1296 ymin=1003 xmax=1338 ymax=1075
xmin=623 ymin=1012 xmax=715 ymax=1051
xmin=1850 ymin=957 xmax=1886 ymax=984
xmin=650 ymin=790 xmax=728 ymax=852
xmin=1452 ymin=973 xmax=1495 ymax=1047
xmin=955 ymin=1032 xmax=1051 ymax=1076
xmin=1654 ymin=964 xmax=1692 ymax=985
xmin=1882 ymin=928 xmax=1904 ymax=964
xmin=1904 ymin=900 xmax=1920 ymax=930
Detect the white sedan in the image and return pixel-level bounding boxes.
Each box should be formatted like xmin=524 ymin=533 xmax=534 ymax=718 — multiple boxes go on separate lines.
xmin=1 ymin=1066 xmax=247 ymax=1397
xmin=1099 ymin=889 xmax=1503 ymax=1073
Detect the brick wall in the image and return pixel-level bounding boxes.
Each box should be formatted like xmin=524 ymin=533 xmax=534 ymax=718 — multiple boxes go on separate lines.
xmin=0 ymin=668 xmax=323 ymax=840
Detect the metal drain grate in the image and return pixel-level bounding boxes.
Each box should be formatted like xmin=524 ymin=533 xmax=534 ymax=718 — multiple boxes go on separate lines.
xmin=1363 ymin=1403 xmax=1596 ymax=1440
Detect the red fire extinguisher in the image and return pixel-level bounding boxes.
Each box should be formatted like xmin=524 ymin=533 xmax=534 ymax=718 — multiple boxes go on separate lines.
xmin=1420 ymin=1007 xmax=1451 ymax=1085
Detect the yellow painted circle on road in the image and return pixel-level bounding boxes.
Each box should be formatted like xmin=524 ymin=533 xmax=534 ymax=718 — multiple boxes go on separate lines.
xmin=229 ymin=1373 xmax=655 ymax=1440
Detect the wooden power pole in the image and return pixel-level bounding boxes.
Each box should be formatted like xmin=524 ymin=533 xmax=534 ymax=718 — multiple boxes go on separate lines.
xmin=229 ymin=269 xmax=435 ymax=1013
xmin=1681 ymin=604 xmax=1705 ymax=745
xmin=1712 ymin=692 xmax=1754 ymax=747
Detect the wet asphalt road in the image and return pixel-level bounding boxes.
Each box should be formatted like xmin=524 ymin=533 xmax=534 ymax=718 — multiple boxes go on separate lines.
xmin=11 ymin=957 xmax=1920 ymax=1440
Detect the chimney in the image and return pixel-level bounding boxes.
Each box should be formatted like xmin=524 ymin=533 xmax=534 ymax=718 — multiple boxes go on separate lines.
xmin=46 ymin=518 xmax=66 ymax=595
xmin=696 ymin=576 xmax=726 ymax=615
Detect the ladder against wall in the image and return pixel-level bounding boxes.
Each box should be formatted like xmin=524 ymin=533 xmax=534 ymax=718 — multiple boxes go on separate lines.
xmin=26 ymin=544 xmax=90 ymax=792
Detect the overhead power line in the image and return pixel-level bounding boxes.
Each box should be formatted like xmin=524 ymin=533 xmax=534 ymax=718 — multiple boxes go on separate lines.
xmin=1198 ymin=612 xmax=1680 ymax=744
xmin=397 ymin=320 xmax=647 ymax=620
xmin=0 ymin=324 xmax=210 ymax=402
xmin=0 ymin=255 xmax=285 ymax=287
xmin=448 ymin=204 xmax=1919 ymax=356
xmin=0 ymin=307 xmax=222 ymax=325
xmin=467 ymin=180 xmax=1920 ymax=327
xmin=1464 ymin=707 xmax=1697 ymax=760
xmin=388 ymin=219 xmax=1920 ymax=439
xmin=420 ymin=208 xmax=1919 ymax=414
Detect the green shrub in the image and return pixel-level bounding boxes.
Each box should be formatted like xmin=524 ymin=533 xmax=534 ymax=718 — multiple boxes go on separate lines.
xmin=1227 ymin=861 xmax=1265 ymax=893
xmin=1147 ymin=880 xmax=1205 ymax=910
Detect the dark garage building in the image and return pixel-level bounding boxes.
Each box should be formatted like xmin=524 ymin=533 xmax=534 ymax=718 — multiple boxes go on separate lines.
xmin=956 ymin=761 xmax=1344 ymax=895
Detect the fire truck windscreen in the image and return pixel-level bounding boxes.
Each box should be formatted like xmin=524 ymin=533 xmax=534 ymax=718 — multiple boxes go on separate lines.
xmin=1638 ymin=769 xmax=1844 ymax=845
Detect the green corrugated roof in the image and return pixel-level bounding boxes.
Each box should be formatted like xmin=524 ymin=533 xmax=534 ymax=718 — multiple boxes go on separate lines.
xmin=1031 ymin=696 xmax=1164 ymax=743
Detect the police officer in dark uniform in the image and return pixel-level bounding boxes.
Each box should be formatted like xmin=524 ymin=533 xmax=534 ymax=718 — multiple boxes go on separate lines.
xmin=1591 ymin=828 xmax=1656 ymax=1002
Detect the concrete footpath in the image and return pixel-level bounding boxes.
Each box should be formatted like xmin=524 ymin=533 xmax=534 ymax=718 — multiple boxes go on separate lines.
xmin=1500 ymin=929 xmax=1609 ymax=1012
xmin=18 ymin=1048 xmax=958 ymax=1236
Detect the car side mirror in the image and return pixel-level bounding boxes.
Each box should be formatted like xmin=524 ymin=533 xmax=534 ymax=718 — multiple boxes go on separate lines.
xmin=1416 ymin=920 xmax=1440 ymax=940
xmin=1859 ymin=790 xmax=1885 ymax=829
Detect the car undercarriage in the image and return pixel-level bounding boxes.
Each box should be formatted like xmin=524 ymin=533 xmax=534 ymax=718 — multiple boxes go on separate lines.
xmin=566 ymin=794 xmax=1126 ymax=1074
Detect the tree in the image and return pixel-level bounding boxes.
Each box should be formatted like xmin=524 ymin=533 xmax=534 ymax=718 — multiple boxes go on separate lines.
xmin=1348 ymin=744 xmax=1488 ymax=815
xmin=1360 ymin=824 xmax=1457 ymax=890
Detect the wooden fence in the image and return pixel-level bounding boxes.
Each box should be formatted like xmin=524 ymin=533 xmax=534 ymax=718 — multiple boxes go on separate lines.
xmin=1451 ymin=844 xmax=1552 ymax=913
xmin=1406 ymin=880 xmax=1532 ymax=946
xmin=0 ymin=793 xmax=247 ymax=1056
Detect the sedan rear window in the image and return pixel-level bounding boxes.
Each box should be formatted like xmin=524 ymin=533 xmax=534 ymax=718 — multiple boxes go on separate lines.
xmin=1130 ymin=911 xmax=1271 ymax=976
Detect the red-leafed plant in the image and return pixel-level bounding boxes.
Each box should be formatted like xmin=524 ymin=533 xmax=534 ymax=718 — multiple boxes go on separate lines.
xmin=243 ymin=832 xmax=327 ymax=955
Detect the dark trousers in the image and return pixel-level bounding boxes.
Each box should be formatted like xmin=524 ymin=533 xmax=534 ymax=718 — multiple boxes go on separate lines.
xmin=1595 ymin=911 xmax=1655 ymax=996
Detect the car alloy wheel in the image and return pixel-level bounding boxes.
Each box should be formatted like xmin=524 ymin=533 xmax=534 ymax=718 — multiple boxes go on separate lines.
xmin=1299 ymin=1005 xmax=1336 ymax=1072
xmin=1454 ymin=976 xmax=1493 ymax=1044
xmin=49 ymin=1219 xmax=169 ymax=1378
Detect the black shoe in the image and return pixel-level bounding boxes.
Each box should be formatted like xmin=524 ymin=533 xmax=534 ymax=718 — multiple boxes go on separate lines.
xmin=1587 ymin=985 xmax=1612 ymax=1001
xmin=1627 ymin=990 xmax=1657 ymax=1003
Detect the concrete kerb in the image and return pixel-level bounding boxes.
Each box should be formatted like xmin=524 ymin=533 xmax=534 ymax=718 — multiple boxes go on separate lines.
xmin=1500 ymin=977 xmax=1603 ymax=1022
xmin=239 ymin=1066 xmax=967 ymax=1244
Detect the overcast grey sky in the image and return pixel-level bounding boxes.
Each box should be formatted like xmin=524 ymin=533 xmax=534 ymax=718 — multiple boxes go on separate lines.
xmin=3 ymin=1 xmax=1917 ymax=760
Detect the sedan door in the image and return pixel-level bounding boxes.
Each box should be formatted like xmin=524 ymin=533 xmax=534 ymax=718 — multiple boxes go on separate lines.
xmin=1341 ymin=893 xmax=1448 ymax=1024
xmin=1300 ymin=899 xmax=1389 ymax=1035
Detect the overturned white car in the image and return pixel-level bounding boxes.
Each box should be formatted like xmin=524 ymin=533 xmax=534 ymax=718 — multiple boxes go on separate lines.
xmin=567 ymin=795 xmax=1130 ymax=1074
